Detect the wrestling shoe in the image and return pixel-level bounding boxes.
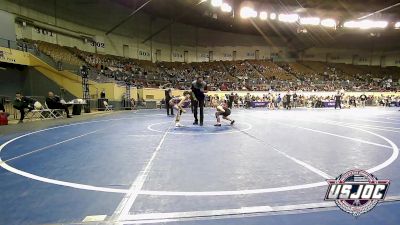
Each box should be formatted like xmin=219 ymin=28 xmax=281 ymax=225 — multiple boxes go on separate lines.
xmin=231 ymin=120 xmax=235 ymax=125
xmin=175 ymin=123 xmax=184 ymax=127
xmin=214 ymin=123 xmax=221 ymax=127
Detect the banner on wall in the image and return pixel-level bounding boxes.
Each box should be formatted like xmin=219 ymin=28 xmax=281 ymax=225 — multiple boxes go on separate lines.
xmin=0 ymin=47 xmax=30 ymax=65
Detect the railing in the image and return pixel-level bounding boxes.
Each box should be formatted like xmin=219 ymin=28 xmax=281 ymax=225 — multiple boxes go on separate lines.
xmin=0 ymin=37 xmax=18 ymax=49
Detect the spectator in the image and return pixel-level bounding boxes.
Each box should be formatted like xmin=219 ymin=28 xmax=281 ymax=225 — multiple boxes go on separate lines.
xmin=130 ymin=98 xmax=136 ymax=110
xmin=293 ymin=92 xmax=298 ymax=108
xmin=360 ymin=93 xmax=367 ymax=107
xmin=285 ymin=91 xmax=292 ymax=110
xmin=334 ymin=91 xmax=342 ymax=109
xmin=100 ymin=89 xmax=106 ymax=98
xmin=228 ymin=92 xmax=235 ymax=109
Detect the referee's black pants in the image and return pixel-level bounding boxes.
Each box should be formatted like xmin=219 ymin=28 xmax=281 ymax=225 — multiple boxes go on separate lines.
xmin=335 ymin=100 xmax=341 ymax=109
xmin=166 ymin=99 xmax=174 ymax=115
xmin=228 ymin=100 xmax=233 ymax=109
xmin=193 ymin=99 xmax=204 ymax=124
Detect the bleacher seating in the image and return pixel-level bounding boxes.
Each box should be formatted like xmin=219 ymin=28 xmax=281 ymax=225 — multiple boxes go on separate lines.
xmin=33 ymin=41 xmax=85 ymax=67
xmin=249 ymin=60 xmax=296 ymax=81
xmin=23 ymin=39 xmax=400 ymax=92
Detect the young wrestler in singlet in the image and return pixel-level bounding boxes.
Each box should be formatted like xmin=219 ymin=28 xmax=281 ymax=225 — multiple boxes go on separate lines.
xmin=169 ymin=91 xmax=191 ymax=127
xmin=214 ymin=100 xmax=235 ymax=127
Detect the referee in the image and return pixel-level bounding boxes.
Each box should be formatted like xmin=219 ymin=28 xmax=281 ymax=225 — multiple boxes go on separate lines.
xmin=334 ymin=91 xmax=342 ymax=109
xmin=165 ymin=89 xmax=174 ymax=116
xmin=191 ymin=76 xmax=207 ymax=126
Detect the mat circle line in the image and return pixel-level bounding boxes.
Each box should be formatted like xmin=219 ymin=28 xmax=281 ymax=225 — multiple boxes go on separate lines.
xmin=0 ymin=117 xmax=397 ymax=196
xmin=147 ymin=120 xmax=253 ymax=135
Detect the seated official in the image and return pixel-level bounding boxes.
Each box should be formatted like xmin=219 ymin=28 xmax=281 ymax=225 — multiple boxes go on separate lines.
xmin=45 ymin=91 xmax=72 ymax=118
xmin=13 ymin=92 xmax=35 ymax=123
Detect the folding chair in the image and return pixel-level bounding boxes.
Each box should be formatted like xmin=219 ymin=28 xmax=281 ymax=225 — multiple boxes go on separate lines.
xmin=44 ymin=102 xmax=64 ymax=118
xmin=26 ymin=102 xmax=54 ymax=120
xmin=104 ymin=101 xmax=113 ymax=111
xmin=27 ymin=109 xmax=45 ymax=120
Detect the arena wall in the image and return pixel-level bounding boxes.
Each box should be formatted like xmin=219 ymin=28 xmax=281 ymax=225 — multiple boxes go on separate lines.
xmin=140 ymin=88 xmax=400 ymax=102
xmin=1 ymin=0 xmax=399 ymax=66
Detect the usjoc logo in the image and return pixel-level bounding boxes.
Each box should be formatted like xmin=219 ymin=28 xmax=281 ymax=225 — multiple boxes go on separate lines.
xmin=324 ymin=170 xmax=390 ymax=216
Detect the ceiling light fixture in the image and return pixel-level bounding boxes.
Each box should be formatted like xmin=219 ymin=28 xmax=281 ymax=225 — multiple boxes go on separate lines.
xmin=320 ymin=18 xmax=336 ymax=28
xmin=211 ymin=0 xmax=223 ymax=7
xmin=300 ymin=17 xmax=320 ymax=25
xmin=259 ymin=11 xmax=268 ymax=20
xmin=240 ymin=7 xmax=257 ymax=19
xmin=221 ymin=3 xmax=232 ymax=12
xmin=278 ymin=13 xmax=299 ymax=23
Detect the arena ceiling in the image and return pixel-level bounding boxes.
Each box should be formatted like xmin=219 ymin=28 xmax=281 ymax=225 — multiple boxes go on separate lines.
xmin=11 ymin=0 xmax=400 ymax=51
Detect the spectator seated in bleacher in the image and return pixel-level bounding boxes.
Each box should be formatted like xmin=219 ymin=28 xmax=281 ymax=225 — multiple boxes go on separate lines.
xmin=45 ymin=91 xmax=72 ymax=118
xmin=13 ymin=92 xmax=35 ymax=123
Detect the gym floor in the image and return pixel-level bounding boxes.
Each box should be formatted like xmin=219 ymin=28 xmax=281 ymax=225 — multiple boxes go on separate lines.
xmin=0 ymin=107 xmax=399 ymax=225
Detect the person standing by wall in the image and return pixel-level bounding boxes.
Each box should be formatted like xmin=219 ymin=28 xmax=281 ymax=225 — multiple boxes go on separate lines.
xmin=285 ymin=90 xmax=292 ymax=110
xmin=191 ymin=76 xmax=207 ymax=126
xmin=335 ymin=91 xmax=342 ymax=109
xmin=228 ymin=92 xmax=235 ymax=109
xmin=360 ymin=93 xmax=367 ymax=108
xmin=293 ymin=92 xmax=298 ymax=108
xmin=100 ymin=89 xmax=106 ymax=98
xmin=244 ymin=93 xmax=251 ymax=109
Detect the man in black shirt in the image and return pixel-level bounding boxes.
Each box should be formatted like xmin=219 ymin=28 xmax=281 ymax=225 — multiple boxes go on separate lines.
xmin=46 ymin=91 xmax=72 ymax=118
xmin=165 ymin=89 xmax=174 ymax=116
xmin=228 ymin=92 xmax=235 ymax=109
xmin=234 ymin=93 xmax=239 ymax=108
xmin=285 ymin=91 xmax=292 ymax=110
xmin=360 ymin=93 xmax=367 ymax=108
xmin=100 ymin=89 xmax=106 ymax=99
xmin=334 ymin=91 xmax=342 ymax=109
xmin=293 ymin=92 xmax=298 ymax=108
xmin=13 ymin=92 xmax=35 ymax=123
xmin=244 ymin=93 xmax=251 ymax=109
xmin=191 ymin=76 xmax=207 ymax=126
